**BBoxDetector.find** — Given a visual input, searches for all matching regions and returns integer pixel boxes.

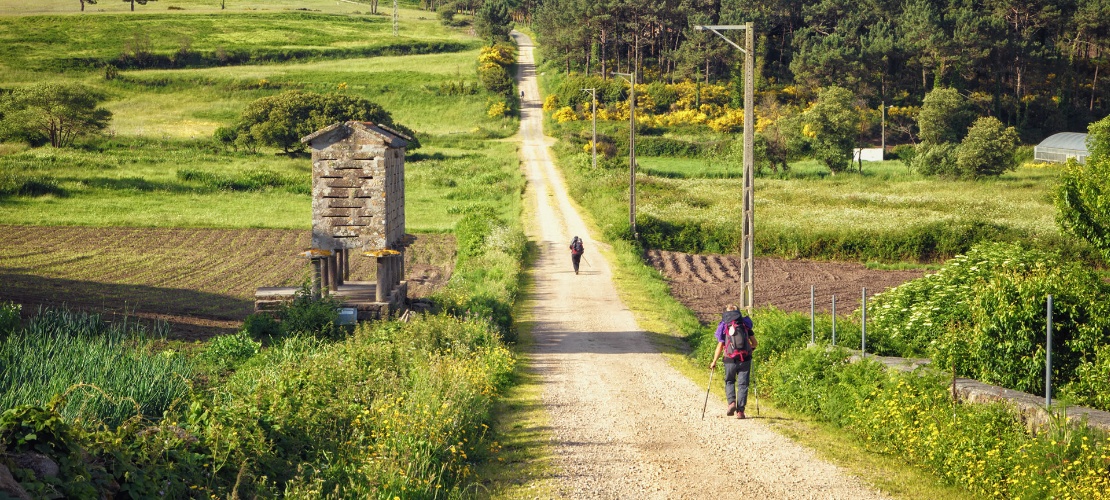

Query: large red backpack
[723,316,753,362]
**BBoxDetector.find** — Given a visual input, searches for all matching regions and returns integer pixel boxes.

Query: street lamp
[582,88,598,170]
[695,23,755,314]
[612,71,637,239]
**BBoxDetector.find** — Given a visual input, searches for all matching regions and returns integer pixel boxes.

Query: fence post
[831,294,837,346]
[810,285,815,344]
[861,287,867,356]
[1046,294,1053,408]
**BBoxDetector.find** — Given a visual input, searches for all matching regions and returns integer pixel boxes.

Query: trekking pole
[582,255,592,269]
[701,368,715,419]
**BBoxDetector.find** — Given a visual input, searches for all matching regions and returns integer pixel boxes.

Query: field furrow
[0,226,455,339]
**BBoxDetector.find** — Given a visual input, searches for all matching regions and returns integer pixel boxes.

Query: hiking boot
[736,410,746,420]
[726,402,736,416]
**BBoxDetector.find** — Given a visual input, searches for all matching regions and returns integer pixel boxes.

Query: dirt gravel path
[514,31,890,499]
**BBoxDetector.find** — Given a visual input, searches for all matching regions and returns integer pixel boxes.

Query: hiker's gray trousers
[724,360,751,411]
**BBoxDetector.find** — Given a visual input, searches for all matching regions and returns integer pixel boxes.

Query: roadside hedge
[867,242,1110,410]
[758,345,1110,499]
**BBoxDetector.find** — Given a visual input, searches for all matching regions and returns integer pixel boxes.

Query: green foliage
[436,205,527,340]
[757,346,1110,498]
[636,136,711,158]
[956,116,1020,177]
[176,167,308,193]
[0,83,112,147]
[0,301,19,336]
[478,62,514,95]
[278,285,342,340]
[1063,344,1110,411]
[478,42,517,97]
[910,141,959,176]
[1055,115,1110,262]
[917,87,974,145]
[200,331,261,370]
[0,307,191,427]
[475,0,512,44]
[241,312,281,340]
[801,86,860,174]
[230,90,418,154]
[867,243,1110,406]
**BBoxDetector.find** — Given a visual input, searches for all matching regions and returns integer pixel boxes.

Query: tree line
[526,0,1109,141]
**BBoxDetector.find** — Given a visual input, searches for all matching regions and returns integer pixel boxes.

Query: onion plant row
[0,306,192,427]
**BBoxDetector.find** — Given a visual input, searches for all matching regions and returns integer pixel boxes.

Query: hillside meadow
[0,1,520,230]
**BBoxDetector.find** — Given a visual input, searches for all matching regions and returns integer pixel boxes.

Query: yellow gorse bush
[542,95,559,112]
[553,106,579,122]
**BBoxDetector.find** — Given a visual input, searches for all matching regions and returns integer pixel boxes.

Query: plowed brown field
[0,226,454,339]
[645,249,927,324]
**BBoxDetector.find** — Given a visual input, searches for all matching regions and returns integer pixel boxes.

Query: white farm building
[1034,132,1089,164]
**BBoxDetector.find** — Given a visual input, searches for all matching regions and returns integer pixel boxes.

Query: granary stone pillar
[376,256,387,302]
[327,254,339,292]
[342,249,350,281]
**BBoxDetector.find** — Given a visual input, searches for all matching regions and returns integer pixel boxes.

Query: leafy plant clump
[758,346,1110,499]
[866,242,1110,409]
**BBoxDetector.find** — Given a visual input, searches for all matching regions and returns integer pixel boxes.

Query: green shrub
[910,141,959,176]
[201,331,261,369]
[241,312,281,340]
[278,286,342,340]
[228,90,419,154]
[957,116,1019,177]
[636,137,706,157]
[0,171,66,197]
[478,63,513,95]
[0,302,20,336]
[1055,115,1110,263]
[917,87,975,145]
[890,143,916,162]
[867,243,1110,405]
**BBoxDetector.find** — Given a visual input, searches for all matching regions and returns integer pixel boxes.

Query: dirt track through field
[646,250,927,325]
[515,31,889,498]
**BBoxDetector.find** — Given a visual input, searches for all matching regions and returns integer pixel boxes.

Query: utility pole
[695,23,755,313]
[392,0,398,36]
[612,71,637,238]
[881,101,886,161]
[583,88,598,170]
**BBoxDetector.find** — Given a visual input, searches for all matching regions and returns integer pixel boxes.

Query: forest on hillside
[518,0,1108,142]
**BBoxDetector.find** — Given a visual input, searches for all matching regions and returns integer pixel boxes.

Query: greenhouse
[1034,132,1089,164]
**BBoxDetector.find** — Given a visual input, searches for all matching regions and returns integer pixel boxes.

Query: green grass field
[635,157,1060,239]
[0,2,520,230]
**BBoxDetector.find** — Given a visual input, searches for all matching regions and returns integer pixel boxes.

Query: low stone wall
[848,352,1110,434]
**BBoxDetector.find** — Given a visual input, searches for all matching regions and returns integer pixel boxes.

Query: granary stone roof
[301,121,410,149]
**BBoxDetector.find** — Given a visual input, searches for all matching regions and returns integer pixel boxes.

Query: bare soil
[0,226,454,340]
[645,250,928,324]
[515,31,889,498]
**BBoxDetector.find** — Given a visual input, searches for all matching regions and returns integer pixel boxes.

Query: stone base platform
[254,281,407,321]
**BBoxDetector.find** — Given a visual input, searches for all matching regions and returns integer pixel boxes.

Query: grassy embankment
[538,68,1109,498]
[0,4,548,497]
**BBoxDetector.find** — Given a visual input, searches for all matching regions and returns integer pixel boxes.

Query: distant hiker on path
[709,304,757,419]
[569,236,584,275]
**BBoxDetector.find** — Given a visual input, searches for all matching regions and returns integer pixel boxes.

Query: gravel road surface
[513,31,890,499]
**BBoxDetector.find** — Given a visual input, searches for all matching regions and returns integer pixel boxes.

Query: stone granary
[255,121,412,320]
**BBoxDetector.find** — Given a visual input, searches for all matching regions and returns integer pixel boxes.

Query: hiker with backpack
[709,304,757,419]
[569,236,584,275]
